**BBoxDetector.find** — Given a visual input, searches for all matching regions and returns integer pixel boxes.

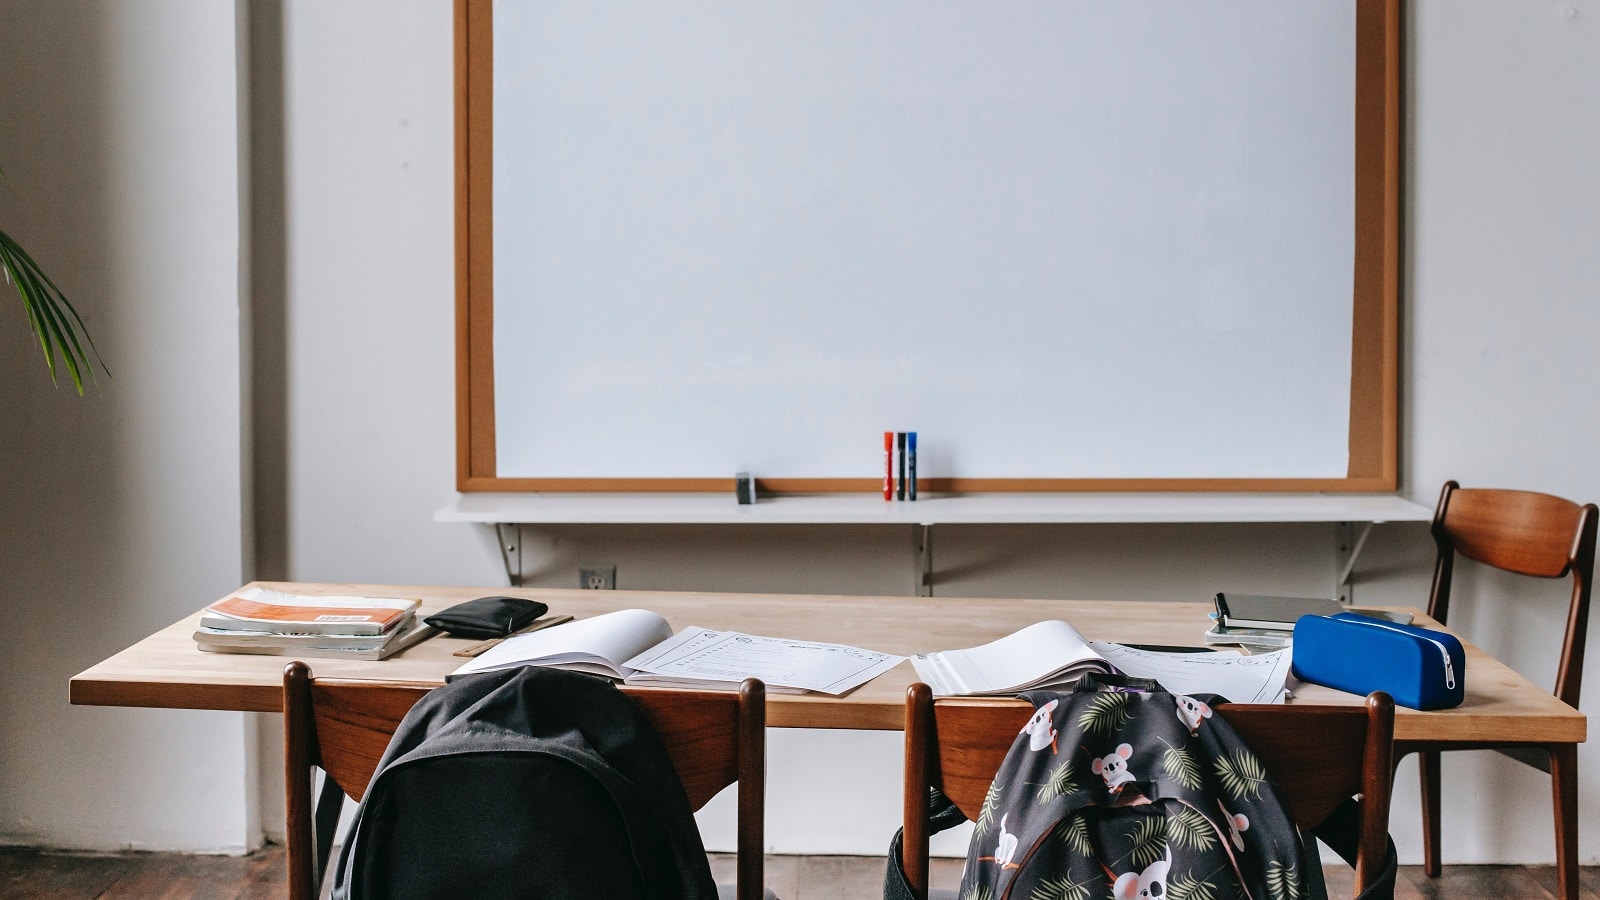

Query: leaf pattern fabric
[957,678,1328,900]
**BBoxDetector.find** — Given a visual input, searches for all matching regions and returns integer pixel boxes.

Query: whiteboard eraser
[735,472,756,505]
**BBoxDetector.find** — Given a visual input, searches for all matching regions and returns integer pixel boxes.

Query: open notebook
[910,620,1293,703]
[452,608,903,696]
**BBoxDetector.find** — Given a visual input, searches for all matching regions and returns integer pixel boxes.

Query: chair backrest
[902,686,1395,900]
[1429,480,1598,706]
[283,663,765,900]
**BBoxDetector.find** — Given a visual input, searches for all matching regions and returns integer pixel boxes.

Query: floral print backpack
[884,676,1396,900]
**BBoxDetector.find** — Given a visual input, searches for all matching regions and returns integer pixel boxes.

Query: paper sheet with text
[624,627,904,695]
[1089,642,1294,704]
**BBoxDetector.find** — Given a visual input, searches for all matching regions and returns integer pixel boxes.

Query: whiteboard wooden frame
[455,0,1402,494]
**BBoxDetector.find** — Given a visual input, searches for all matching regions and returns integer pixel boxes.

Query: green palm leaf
[0,226,106,394]
[1076,692,1134,737]
[975,782,1002,840]
[1029,873,1093,900]
[1039,756,1081,802]
[1266,861,1304,900]
[961,885,994,900]
[1167,872,1220,900]
[1162,746,1202,790]
[1052,812,1093,857]
[1165,806,1216,853]
[1126,815,1166,869]
[1214,750,1269,801]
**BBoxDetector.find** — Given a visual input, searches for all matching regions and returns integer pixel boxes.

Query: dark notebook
[1213,593,1343,631]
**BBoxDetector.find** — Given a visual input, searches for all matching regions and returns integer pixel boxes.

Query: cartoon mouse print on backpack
[1113,846,1172,900]
[1175,694,1212,735]
[926,687,1334,900]
[1021,698,1059,752]
[1219,800,1251,851]
[976,813,1023,870]
[1092,743,1136,794]
[993,815,1020,869]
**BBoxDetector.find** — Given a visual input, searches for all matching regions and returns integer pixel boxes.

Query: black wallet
[424,596,549,640]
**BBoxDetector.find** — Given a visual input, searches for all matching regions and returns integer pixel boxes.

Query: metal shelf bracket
[1334,521,1374,603]
[915,524,934,597]
[496,522,523,587]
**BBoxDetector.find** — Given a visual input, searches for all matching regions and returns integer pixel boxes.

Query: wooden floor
[0,845,1595,899]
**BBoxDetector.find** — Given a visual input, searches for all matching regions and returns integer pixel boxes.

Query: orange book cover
[202,586,420,636]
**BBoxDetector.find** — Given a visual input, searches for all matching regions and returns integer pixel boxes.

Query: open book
[911,620,1293,703]
[452,608,903,696]
[910,621,1115,696]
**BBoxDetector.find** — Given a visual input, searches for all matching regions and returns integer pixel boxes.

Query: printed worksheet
[624,627,904,695]
[1089,642,1294,704]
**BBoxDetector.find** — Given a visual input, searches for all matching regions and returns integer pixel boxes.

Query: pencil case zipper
[1333,615,1457,690]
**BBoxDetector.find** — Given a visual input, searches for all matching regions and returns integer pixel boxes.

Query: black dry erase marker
[896,432,906,500]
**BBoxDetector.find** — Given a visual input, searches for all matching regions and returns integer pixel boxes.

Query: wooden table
[71,582,1587,745]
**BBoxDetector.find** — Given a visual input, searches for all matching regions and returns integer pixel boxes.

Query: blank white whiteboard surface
[491,2,1355,481]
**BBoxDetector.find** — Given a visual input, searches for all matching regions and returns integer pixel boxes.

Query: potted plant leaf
[1,168,106,393]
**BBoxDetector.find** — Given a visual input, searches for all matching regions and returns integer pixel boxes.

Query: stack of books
[193,586,434,660]
[1203,594,1418,648]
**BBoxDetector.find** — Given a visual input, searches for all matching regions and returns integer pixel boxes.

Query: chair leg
[284,662,317,900]
[1550,744,1579,900]
[904,684,934,900]
[1418,750,1442,878]
[737,679,766,900]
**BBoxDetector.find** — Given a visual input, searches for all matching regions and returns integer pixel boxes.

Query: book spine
[198,612,398,636]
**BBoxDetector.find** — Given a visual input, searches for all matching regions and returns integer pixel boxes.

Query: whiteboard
[465,1,1398,490]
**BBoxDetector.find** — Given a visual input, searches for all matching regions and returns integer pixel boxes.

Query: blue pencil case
[1291,612,1465,710]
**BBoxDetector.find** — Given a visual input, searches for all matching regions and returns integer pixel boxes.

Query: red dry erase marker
[883,432,894,500]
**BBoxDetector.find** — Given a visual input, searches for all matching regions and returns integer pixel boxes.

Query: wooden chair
[901,686,1396,900]
[1400,480,1597,900]
[283,662,768,900]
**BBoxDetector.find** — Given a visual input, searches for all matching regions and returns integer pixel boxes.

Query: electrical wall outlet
[579,564,616,590]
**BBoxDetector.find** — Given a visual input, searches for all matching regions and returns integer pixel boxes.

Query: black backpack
[331,667,720,900]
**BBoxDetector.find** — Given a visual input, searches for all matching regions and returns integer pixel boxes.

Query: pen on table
[452,614,575,657]
[908,431,917,501]
[883,431,893,501]
[896,432,907,501]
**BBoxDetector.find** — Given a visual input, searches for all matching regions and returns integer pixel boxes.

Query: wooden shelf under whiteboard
[437,491,1433,599]
[436,491,1432,527]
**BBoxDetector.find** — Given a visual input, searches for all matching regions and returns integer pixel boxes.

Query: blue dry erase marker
[908,432,917,500]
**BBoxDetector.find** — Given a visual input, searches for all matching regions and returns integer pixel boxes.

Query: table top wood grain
[70,582,1585,742]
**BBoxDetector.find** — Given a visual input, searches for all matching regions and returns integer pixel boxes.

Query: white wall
[3,0,1597,866]
[0,3,257,851]
[1401,0,1600,866]
[269,0,1600,864]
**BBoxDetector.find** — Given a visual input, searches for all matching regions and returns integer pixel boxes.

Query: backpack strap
[882,788,965,900]
[312,771,345,891]
[1311,797,1399,900]
[924,787,966,834]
